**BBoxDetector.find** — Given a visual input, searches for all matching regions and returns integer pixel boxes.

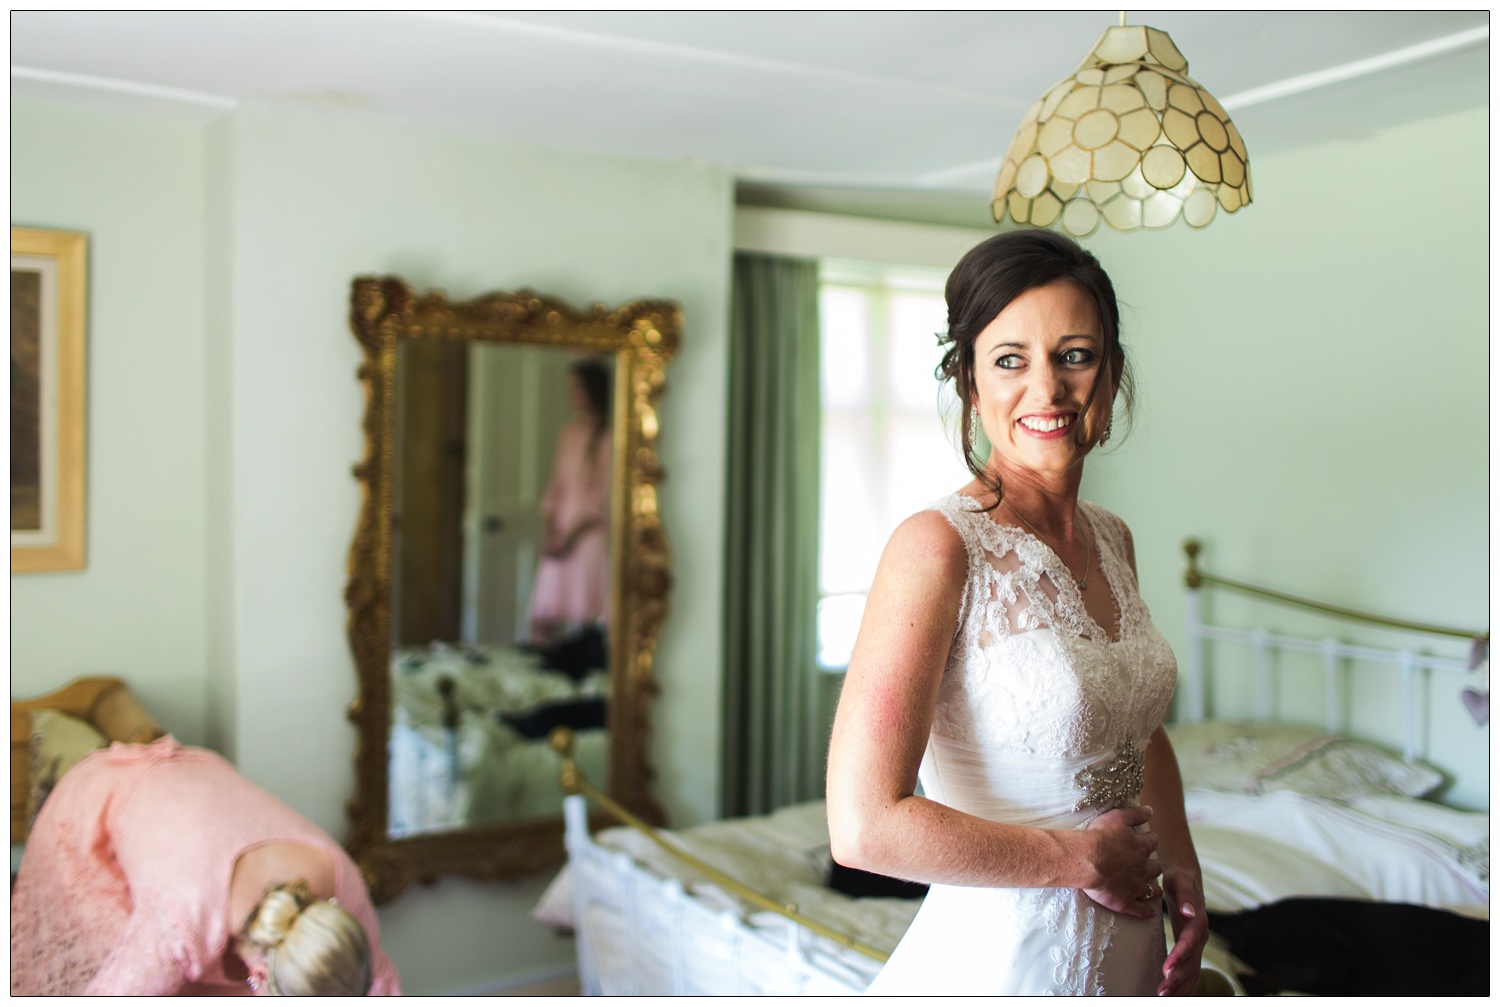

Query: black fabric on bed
[533,625,608,682]
[826,859,929,899]
[1209,897,1488,996]
[498,697,607,739]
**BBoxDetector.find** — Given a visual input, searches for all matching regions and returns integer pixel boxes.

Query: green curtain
[721,251,823,818]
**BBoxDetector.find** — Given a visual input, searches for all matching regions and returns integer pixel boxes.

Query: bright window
[817,262,970,670]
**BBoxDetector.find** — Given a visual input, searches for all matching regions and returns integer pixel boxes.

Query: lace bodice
[928,494,1176,771]
[867,496,1176,996]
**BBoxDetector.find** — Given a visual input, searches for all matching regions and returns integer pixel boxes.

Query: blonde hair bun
[243,881,313,951]
[243,881,373,995]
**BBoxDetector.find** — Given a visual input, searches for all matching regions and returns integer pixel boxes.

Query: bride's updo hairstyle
[242,881,373,996]
[938,228,1134,505]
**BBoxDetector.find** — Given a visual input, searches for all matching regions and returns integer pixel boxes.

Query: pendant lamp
[993,18,1252,236]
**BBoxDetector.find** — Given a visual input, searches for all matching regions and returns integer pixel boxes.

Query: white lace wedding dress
[864,495,1178,996]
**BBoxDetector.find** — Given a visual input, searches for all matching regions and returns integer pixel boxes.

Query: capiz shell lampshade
[993,24,1252,236]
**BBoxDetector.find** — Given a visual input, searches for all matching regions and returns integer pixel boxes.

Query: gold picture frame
[11,227,87,573]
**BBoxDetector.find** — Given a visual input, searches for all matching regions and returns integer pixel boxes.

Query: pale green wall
[203,114,238,757]
[12,95,733,994]
[1079,106,1488,809]
[11,99,213,744]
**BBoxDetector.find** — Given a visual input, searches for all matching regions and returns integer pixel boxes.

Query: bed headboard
[11,676,165,843]
[1178,539,1487,801]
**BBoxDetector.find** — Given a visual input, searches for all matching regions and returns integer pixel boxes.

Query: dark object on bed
[527,625,609,682]
[1209,897,1488,996]
[499,697,607,740]
[539,625,608,681]
[826,859,929,900]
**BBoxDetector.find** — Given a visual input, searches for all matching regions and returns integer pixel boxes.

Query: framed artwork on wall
[11,227,87,573]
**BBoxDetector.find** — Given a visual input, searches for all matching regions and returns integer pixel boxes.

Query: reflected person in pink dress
[529,358,613,646]
[11,737,401,995]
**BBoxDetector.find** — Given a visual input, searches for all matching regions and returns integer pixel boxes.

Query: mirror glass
[344,278,678,902]
[388,343,613,836]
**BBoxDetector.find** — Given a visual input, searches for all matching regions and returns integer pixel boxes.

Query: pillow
[530,866,576,931]
[29,708,108,825]
[1165,720,1443,800]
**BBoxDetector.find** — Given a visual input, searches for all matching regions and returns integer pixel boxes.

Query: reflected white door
[462,346,573,644]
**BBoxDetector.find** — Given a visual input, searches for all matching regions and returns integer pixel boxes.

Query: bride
[825,229,1208,995]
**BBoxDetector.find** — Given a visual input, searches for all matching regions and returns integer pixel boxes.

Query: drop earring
[1098,419,1113,446]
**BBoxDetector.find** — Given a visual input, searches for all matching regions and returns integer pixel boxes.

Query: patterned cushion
[29,709,108,826]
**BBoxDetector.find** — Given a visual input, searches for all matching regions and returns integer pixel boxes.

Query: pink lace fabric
[529,419,612,637]
[10,737,401,995]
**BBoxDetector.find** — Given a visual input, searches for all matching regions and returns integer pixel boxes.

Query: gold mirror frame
[344,276,677,903]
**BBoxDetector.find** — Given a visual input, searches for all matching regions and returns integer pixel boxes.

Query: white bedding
[583,801,917,966]
[540,790,1488,994]
[1188,790,1488,915]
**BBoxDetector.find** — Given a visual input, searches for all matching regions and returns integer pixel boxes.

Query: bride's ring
[1137,884,1155,903]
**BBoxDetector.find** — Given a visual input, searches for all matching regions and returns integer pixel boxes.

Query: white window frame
[816,259,961,673]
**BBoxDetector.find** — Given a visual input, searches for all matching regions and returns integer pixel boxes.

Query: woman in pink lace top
[528,358,614,645]
[10,736,401,995]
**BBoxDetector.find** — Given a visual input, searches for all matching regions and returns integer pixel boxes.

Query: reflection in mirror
[388,344,612,837]
[343,277,678,903]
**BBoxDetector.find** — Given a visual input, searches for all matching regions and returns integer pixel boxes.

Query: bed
[387,638,609,835]
[537,541,1489,995]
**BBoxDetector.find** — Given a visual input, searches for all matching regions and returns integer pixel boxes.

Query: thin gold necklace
[1001,498,1091,592]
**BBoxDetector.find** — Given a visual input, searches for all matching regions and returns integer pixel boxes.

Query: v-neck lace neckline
[950,494,1125,644]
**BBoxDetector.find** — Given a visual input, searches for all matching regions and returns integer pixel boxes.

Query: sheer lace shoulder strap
[929,493,985,548]
[926,494,987,636]
[1079,501,1125,562]
[1079,501,1149,634]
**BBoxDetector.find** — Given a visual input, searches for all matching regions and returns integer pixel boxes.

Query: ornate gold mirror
[344,277,677,902]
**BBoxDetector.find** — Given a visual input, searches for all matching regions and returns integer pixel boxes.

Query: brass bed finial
[549,726,581,796]
[1182,538,1202,589]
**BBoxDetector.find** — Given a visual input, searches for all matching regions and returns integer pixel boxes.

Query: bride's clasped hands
[1079,804,1161,918]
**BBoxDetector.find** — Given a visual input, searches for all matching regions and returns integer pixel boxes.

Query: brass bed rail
[548,726,890,964]
[1183,538,1487,644]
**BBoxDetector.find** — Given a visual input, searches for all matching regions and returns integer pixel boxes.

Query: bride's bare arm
[825,511,1159,912]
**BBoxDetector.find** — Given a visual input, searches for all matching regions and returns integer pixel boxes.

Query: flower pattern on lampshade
[993,25,1252,236]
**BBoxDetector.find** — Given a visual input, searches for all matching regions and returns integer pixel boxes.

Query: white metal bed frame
[1179,538,1484,761]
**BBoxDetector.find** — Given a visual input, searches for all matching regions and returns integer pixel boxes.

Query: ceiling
[11,10,1490,228]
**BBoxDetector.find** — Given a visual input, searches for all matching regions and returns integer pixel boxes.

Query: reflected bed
[388,641,607,836]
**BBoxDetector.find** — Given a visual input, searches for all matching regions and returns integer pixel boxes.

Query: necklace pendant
[1078,578,1088,592]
